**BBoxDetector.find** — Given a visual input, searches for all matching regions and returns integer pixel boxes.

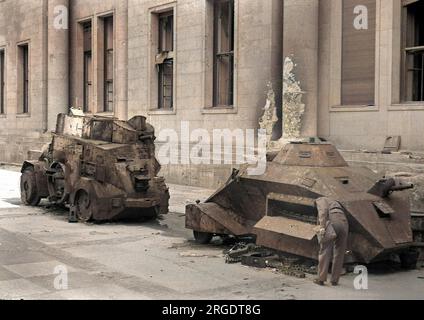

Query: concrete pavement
[0,167,423,300]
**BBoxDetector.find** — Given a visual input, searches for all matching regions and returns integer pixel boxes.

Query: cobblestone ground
[0,167,423,300]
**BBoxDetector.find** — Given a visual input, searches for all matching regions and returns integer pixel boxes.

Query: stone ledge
[340,150,424,165]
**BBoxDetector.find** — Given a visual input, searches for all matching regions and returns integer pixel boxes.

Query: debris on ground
[224,242,318,279]
[224,242,260,264]
[179,251,222,258]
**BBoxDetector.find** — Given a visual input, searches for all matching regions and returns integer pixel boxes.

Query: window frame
[157,11,174,110]
[0,49,5,115]
[328,0,380,113]
[82,20,93,113]
[212,0,235,108]
[147,3,177,115]
[83,51,93,113]
[401,0,424,102]
[103,15,114,113]
[17,42,30,115]
[340,0,377,107]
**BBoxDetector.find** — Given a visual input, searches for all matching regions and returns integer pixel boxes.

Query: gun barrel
[391,184,414,192]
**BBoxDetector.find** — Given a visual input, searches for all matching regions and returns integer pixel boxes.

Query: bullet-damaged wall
[284,0,319,138]
[127,0,283,188]
[48,0,70,131]
[0,0,51,164]
[69,0,128,119]
[2,0,423,189]
[318,0,424,152]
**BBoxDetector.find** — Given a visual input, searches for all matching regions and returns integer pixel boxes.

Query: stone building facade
[0,0,51,164]
[1,0,424,188]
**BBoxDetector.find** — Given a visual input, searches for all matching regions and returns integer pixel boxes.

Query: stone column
[47,0,69,131]
[283,0,319,137]
[115,0,129,120]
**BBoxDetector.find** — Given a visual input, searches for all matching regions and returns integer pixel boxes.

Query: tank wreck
[20,112,169,222]
[186,140,418,267]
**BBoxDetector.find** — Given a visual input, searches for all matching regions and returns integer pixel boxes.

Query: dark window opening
[213,0,235,107]
[403,1,424,102]
[83,22,92,112]
[0,50,4,114]
[157,12,174,110]
[159,13,174,53]
[18,44,29,114]
[158,60,173,110]
[104,16,114,112]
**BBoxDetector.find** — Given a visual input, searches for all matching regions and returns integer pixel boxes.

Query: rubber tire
[159,189,170,216]
[193,231,214,245]
[155,179,170,216]
[20,168,41,206]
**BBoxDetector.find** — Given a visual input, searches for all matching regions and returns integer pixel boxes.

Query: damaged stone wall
[282,56,306,140]
[259,83,278,148]
[0,0,51,164]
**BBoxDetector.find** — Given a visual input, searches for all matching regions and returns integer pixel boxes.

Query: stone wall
[2,0,424,189]
[159,148,424,191]
[0,0,48,163]
[127,0,283,135]
[318,0,424,152]
[69,0,128,119]
[0,0,70,163]
[128,0,283,188]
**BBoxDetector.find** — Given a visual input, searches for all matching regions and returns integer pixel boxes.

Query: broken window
[83,22,92,112]
[403,0,424,102]
[104,16,114,112]
[157,12,174,110]
[18,44,29,114]
[213,0,235,107]
[0,50,4,114]
[341,0,376,106]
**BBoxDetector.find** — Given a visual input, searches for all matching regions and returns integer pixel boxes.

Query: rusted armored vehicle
[186,140,417,265]
[20,112,169,222]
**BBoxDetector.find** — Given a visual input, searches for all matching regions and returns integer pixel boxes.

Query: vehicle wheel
[154,178,170,216]
[75,190,93,222]
[193,231,213,245]
[47,162,68,205]
[158,189,170,216]
[20,167,41,206]
[221,235,237,246]
[399,250,419,270]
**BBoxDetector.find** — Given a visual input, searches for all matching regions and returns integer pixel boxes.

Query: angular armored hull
[186,142,415,264]
[21,112,169,222]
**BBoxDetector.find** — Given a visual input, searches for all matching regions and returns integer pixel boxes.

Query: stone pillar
[283,0,319,137]
[115,0,129,120]
[47,0,69,131]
